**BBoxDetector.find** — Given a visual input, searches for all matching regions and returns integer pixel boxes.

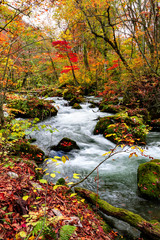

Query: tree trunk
[0,95,4,129]
[75,187,160,240]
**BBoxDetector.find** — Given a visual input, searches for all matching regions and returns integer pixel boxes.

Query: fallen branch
[75,187,160,240]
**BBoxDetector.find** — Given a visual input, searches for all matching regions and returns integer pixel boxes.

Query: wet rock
[50,137,80,152]
[72,103,82,109]
[137,159,160,200]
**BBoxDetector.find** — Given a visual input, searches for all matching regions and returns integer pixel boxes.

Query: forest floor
[0,154,119,240]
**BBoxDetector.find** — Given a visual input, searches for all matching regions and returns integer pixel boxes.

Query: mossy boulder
[12,140,45,163]
[126,108,151,123]
[7,97,58,121]
[69,96,84,106]
[51,137,80,152]
[94,112,150,144]
[63,89,75,100]
[137,159,160,200]
[100,104,124,113]
[72,103,82,109]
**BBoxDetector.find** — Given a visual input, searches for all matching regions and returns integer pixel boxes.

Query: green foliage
[42,225,57,240]
[59,225,76,240]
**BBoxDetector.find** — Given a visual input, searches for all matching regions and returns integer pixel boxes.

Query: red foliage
[61,66,79,73]
[0,156,114,239]
[60,141,72,147]
[107,63,119,70]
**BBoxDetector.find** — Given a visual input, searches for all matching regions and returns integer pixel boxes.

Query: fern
[32,219,44,236]
[59,225,76,240]
[42,225,57,240]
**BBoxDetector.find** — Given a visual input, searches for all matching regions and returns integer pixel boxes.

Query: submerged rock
[50,137,80,152]
[137,159,160,200]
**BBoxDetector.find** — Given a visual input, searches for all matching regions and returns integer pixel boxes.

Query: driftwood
[75,187,160,240]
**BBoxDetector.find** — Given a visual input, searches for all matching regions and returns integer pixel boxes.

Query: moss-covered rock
[94,112,150,145]
[7,97,58,121]
[137,159,160,200]
[100,104,125,113]
[72,103,82,109]
[11,140,45,163]
[51,137,80,152]
[63,89,75,100]
[38,87,62,97]
[69,96,84,106]
[126,108,151,123]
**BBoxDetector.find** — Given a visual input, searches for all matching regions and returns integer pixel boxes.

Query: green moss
[63,89,74,100]
[100,104,124,113]
[12,140,44,163]
[72,103,82,109]
[137,159,160,200]
[7,97,58,121]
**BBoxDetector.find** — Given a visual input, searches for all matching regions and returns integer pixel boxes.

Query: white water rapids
[30,96,160,239]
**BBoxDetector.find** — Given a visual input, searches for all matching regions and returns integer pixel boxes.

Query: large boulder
[94,112,150,145]
[137,159,160,200]
[51,138,80,152]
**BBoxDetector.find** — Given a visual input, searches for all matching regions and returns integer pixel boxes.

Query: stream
[30,96,160,239]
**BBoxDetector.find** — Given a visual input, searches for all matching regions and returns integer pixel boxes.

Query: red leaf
[107,63,119,70]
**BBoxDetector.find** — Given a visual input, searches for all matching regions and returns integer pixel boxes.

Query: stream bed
[30,96,160,239]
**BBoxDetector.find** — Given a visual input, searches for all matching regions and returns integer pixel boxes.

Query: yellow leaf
[19,231,27,238]
[39,179,47,184]
[62,156,66,164]
[134,153,138,157]
[70,193,77,197]
[23,195,29,201]
[54,156,61,159]
[67,182,74,185]
[52,159,58,162]
[53,185,62,190]
[102,151,111,156]
[50,173,56,178]
[73,173,80,179]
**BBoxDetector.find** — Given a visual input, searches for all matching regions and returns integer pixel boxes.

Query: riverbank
[0,154,116,240]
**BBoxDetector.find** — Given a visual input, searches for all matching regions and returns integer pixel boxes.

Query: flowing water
[30,97,160,239]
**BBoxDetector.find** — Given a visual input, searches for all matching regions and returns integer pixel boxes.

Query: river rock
[72,103,82,109]
[137,159,160,200]
[94,112,149,145]
[50,137,80,152]
[100,104,124,113]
